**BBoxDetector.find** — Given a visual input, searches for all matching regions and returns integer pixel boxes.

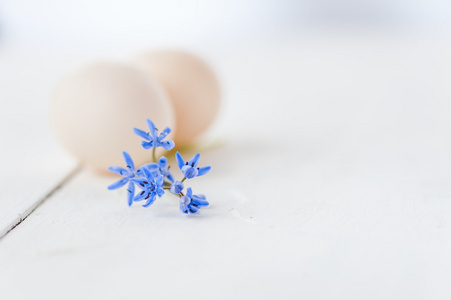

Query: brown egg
[132,50,221,145]
[50,61,175,172]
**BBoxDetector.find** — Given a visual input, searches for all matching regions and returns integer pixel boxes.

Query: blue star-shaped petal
[135,156,174,183]
[132,168,165,207]
[175,152,211,179]
[157,156,174,182]
[136,162,159,178]
[133,119,175,151]
[107,151,136,206]
[179,187,209,214]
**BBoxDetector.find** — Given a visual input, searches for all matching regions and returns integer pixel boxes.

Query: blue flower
[133,119,175,150]
[136,156,174,183]
[107,151,136,206]
[179,187,209,214]
[157,156,174,182]
[170,180,184,194]
[135,162,158,178]
[175,152,211,179]
[132,168,165,207]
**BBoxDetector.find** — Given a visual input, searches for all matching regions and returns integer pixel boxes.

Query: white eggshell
[50,61,175,172]
[132,50,221,145]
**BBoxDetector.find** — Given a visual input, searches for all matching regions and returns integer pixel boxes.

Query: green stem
[163,180,172,187]
[152,147,156,163]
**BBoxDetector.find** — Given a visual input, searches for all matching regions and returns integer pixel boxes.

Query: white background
[1,1,451,299]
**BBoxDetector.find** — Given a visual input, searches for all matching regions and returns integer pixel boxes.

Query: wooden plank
[0,123,451,299]
[1,38,451,299]
[0,49,79,237]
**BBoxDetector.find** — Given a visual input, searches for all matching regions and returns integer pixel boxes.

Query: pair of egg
[50,50,221,172]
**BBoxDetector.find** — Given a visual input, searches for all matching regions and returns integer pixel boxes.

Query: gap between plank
[0,165,81,241]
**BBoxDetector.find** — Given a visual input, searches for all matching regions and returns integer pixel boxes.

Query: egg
[132,50,221,145]
[50,61,175,172]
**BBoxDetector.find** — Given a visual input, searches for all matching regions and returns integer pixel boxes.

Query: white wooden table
[1,36,451,299]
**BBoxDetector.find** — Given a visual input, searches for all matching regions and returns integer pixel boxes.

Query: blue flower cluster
[108,119,210,214]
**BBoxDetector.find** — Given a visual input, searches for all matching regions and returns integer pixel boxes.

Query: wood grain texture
[0,50,78,237]
[1,37,451,299]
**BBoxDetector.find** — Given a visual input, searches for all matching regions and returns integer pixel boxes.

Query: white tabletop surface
[1,35,451,299]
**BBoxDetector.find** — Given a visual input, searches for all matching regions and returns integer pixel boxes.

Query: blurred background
[2,0,451,220]
[2,0,451,198]
[2,0,451,143]
[2,0,451,48]
[2,1,451,298]
[1,0,451,117]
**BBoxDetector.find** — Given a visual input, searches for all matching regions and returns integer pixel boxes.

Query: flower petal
[170,181,184,194]
[189,205,198,214]
[132,178,151,189]
[197,166,211,176]
[122,151,134,171]
[160,140,175,150]
[156,174,164,187]
[158,156,168,169]
[186,187,193,198]
[192,193,206,201]
[108,166,129,176]
[180,195,190,206]
[133,190,148,202]
[144,167,159,180]
[146,119,156,132]
[179,204,189,214]
[141,141,154,149]
[192,195,209,207]
[175,152,185,169]
[156,187,165,197]
[159,127,171,140]
[136,163,158,178]
[142,193,156,207]
[127,181,135,206]
[166,171,175,183]
[108,178,128,190]
[188,153,200,168]
[146,119,157,139]
[133,128,150,140]
[182,166,197,179]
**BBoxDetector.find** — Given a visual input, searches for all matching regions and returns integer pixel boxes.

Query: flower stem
[152,147,156,163]
[181,177,186,183]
